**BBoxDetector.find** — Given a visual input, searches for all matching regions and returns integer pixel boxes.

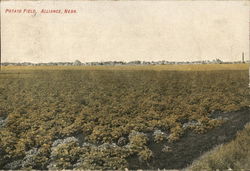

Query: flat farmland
[0,64,249,170]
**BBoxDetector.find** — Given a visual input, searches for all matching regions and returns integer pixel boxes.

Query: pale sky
[1,1,249,63]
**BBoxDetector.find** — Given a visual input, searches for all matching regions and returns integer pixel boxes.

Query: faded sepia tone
[0,1,250,170]
[1,1,249,63]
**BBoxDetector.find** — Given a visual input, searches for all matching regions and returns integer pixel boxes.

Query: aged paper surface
[0,0,250,170]
[1,1,249,63]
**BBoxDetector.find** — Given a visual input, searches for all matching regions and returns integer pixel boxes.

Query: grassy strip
[189,123,250,171]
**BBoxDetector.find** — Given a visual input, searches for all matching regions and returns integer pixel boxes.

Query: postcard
[0,0,249,170]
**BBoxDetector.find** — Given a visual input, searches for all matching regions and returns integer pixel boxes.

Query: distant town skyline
[1,1,249,63]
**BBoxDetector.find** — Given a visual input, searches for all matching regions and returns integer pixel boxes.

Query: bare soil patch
[128,107,250,169]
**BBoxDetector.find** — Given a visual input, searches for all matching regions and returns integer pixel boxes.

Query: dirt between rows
[128,107,250,170]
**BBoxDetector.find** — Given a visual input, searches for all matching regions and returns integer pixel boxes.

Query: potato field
[0,64,249,170]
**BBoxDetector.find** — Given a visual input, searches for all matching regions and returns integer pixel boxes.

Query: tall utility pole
[242,52,245,63]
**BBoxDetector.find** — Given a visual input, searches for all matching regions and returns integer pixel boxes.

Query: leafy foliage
[74,143,130,170]
[153,130,167,143]
[0,66,249,169]
[48,137,82,169]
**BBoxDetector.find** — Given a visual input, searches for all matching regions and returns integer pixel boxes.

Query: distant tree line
[2,59,249,66]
